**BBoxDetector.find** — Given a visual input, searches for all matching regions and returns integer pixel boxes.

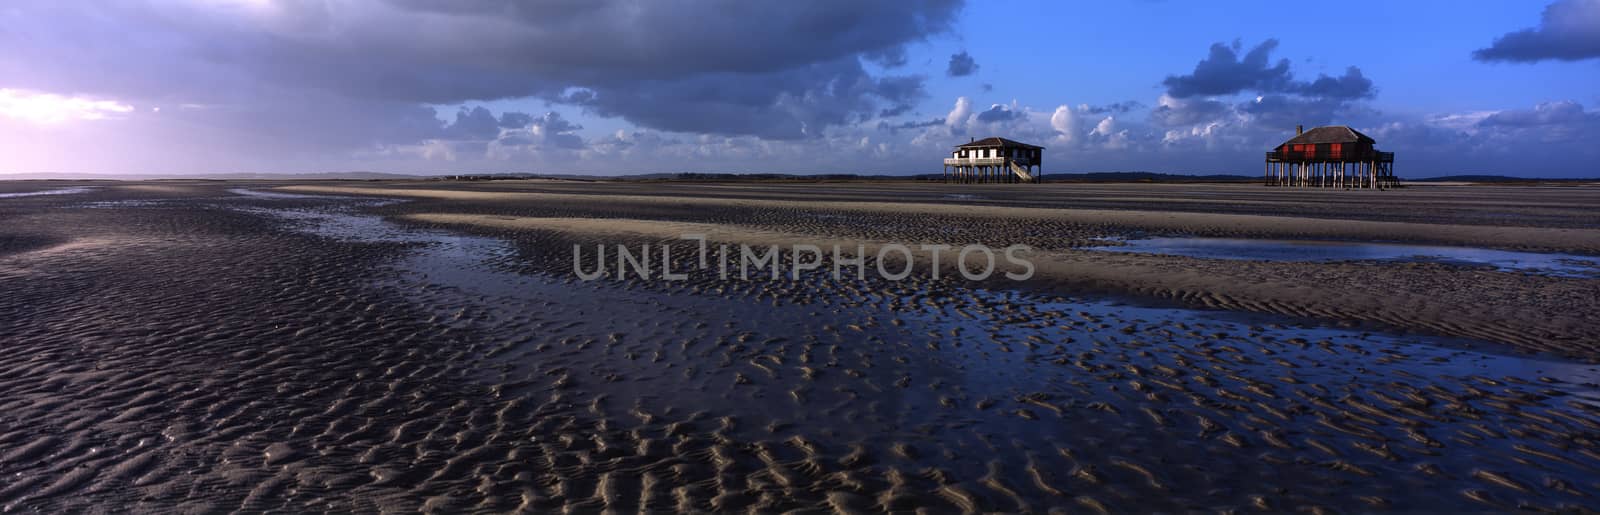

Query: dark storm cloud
[874,76,928,118]
[477,111,586,164]
[1296,67,1375,100]
[384,0,609,20]
[1163,39,1374,101]
[1161,40,1293,98]
[1154,39,1378,135]
[1474,0,1600,62]
[297,0,958,95]
[1083,101,1145,115]
[877,117,946,133]
[523,112,587,150]
[946,51,980,77]
[563,57,926,139]
[444,107,503,140]
[497,112,534,129]
[864,47,910,68]
[0,0,961,143]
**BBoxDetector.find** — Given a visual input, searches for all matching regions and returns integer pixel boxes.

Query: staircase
[1009,160,1036,182]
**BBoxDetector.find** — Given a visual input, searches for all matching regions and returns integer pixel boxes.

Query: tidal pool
[1088,236,1600,277]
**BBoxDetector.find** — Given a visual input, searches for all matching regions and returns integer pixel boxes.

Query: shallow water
[226,188,352,200]
[221,188,1600,511]
[0,187,94,199]
[233,186,1600,406]
[1088,236,1600,277]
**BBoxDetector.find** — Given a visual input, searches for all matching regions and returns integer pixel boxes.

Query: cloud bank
[1474,0,1600,62]
[0,2,1595,177]
[0,0,959,172]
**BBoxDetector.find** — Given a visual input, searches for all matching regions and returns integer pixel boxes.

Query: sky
[2,0,1598,178]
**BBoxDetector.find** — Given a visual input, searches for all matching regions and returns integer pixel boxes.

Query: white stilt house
[943,137,1044,184]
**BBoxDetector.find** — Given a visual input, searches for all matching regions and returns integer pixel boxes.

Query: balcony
[1266,151,1395,163]
[944,157,1030,166]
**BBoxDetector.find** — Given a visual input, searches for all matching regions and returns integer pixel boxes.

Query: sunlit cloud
[1427,111,1497,131]
[0,89,134,125]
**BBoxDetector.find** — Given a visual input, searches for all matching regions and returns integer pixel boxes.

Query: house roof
[955,137,1045,150]
[1280,126,1375,146]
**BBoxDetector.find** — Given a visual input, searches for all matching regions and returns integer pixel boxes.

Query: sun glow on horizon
[0,89,135,125]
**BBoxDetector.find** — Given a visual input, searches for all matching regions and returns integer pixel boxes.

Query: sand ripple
[0,183,1596,512]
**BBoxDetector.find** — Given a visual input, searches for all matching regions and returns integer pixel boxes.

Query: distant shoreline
[2,171,1597,185]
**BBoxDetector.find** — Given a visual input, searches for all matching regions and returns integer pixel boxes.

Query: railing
[944,157,1033,166]
[1266,151,1394,162]
[944,157,1007,166]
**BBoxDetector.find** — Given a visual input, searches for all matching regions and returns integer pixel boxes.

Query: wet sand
[2,180,1599,512]
[293,181,1600,355]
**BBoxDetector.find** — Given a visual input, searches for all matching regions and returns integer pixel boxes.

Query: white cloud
[1091,116,1116,137]
[1105,130,1131,150]
[1049,105,1076,143]
[944,96,973,128]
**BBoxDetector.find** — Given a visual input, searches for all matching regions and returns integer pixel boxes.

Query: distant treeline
[407,172,1600,184]
[1410,175,1600,184]
[5,171,1595,183]
[634,171,1264,183]
[428,171,1268,183]
[649,172,906,181]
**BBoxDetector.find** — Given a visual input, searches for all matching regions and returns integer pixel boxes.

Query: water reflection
[1088,237,1600,277]
[0,187,94,199]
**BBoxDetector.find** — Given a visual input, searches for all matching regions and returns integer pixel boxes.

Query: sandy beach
[3,180,1599,512]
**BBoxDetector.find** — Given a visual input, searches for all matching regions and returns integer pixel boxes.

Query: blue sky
[941,2,1596,112]
[2,0,1597,177]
